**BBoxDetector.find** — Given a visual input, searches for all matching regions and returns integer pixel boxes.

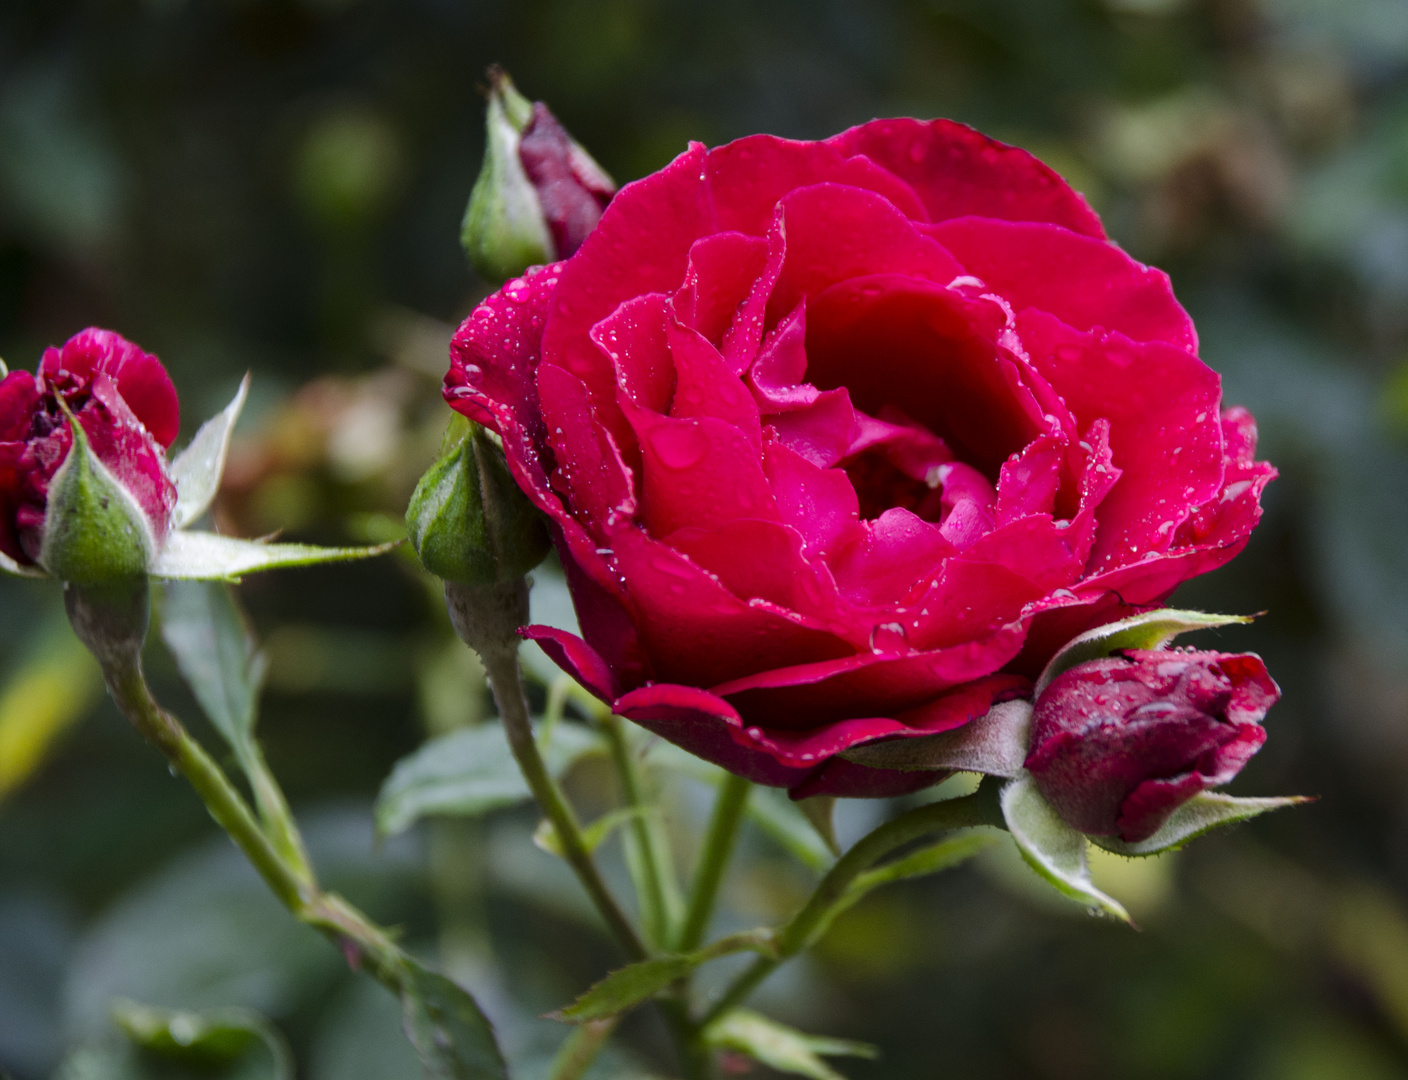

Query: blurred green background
[5,0,1408,1077]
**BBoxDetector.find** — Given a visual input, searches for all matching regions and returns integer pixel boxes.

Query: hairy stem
[446,579,647,962]
[700,781,1004,1027]
[678,773,751,953]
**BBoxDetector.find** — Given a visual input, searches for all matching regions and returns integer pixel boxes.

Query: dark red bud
[1024,649,1278,842]
[517,103,615,259]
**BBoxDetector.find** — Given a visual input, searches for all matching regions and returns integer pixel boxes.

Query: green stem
[106,661,311,911]
[242,740,314,885]
[101,655,408,986]
[678,773,751,953]
[700,782,1004,1028]
[548,1016,621,1080]
[603,713,676,949]
[478,643,648,961]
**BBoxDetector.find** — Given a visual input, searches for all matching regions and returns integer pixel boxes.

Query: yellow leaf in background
[0,625,102,798]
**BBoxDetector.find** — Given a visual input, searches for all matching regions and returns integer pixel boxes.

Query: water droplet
[869,622,909,654]
[650,424,708,469]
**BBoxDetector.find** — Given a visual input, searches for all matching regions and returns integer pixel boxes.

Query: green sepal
[170,374,249,529]
[841,699,1033,776]
[39,410,154,585]
[1091,791,1312,857]
[405,416,550,585]
[149,531,398,581]
[1000,772,1132,924]
[1034,608,1252,698]
[461,67,555,283]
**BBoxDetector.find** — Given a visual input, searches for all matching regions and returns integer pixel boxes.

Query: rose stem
[547,1016,621,1080]
[699,780,1005,1028]
[91,637,407,987]
[602,712,677,948]
[677,773,751,953]
[448,579,647,961]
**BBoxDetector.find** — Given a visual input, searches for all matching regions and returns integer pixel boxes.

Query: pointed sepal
[1091,792,1312,857]
[170,375,249,529]
[150,530,398,581]
[1000,772,1132,924]
[841,700,1033,777]
[1034,608,1253,698]
[461,68,555,283]
[39,410,155,585]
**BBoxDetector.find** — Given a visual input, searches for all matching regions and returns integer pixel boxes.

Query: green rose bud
[460,66,615,284]
[406,415,551,585]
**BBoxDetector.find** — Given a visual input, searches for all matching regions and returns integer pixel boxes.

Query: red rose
[443,118,1274,798]
[1025,649,1277,842]
[0,328,179,568]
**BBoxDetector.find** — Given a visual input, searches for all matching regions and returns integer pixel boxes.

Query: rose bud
[461,67,614,284]
[406,415,550,586]
[0,328,179,581]
[1024,649,1278,842]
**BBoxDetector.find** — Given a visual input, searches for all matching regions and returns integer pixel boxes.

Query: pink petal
[664,518,847,631]
[1019,311,1225,572]
[522,624,619,702]
[537,363,637,539]
[766,184,963,324]
[593,292,676,417]
[828,507,954,607]
[747,302,816,412]
[807,274,1045,479]
[761,439,859,559]
[768,388,857,469]
[666,319,762,447]
[929,217,1196,352]
[610,526,852,688]
[624,405,776,537]
[671,231,771,347]
[704,134,928,236]
[827,118,1106,238]
[712,622,1029,728]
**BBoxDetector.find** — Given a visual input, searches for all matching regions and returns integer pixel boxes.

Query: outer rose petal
[827,117,1106,238]
[41,328,179,447]
[929,217,1196,352]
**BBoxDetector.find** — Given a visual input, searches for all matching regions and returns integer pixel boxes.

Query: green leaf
[170,376,249,529]
[702,1010,877,1080]
[1034,608,1252,698]
[1091,792,1312,857]
[150,531,399,581]
[533,805,651,857]
[111,997,293,1079]
[375,720,601,836]
[841,700,1033,777]
[400,957,509,1080]
[1000,773,1132,924]
[157,581,266,764]
[40,411,154,584]
[552,930,777,1023]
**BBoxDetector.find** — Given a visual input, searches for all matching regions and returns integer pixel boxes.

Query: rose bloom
[0,328,179,569]
[1025,649,1277,842]
[445,119,1274,797]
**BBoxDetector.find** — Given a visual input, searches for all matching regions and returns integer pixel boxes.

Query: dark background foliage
[5,0,1408,1077]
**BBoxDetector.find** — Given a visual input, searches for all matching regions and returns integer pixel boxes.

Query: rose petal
[522,624,619,702]
[666,319,762,447]
[929,217,1196,352]
[761,439,859,559]
[828,117,1106,238]
[610,526,852,687]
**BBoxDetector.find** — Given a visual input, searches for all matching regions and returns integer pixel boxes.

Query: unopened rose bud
[1024,649,1277,843]
[406,416,550,586]
[0,328,179,581]
[460,67,614,283]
